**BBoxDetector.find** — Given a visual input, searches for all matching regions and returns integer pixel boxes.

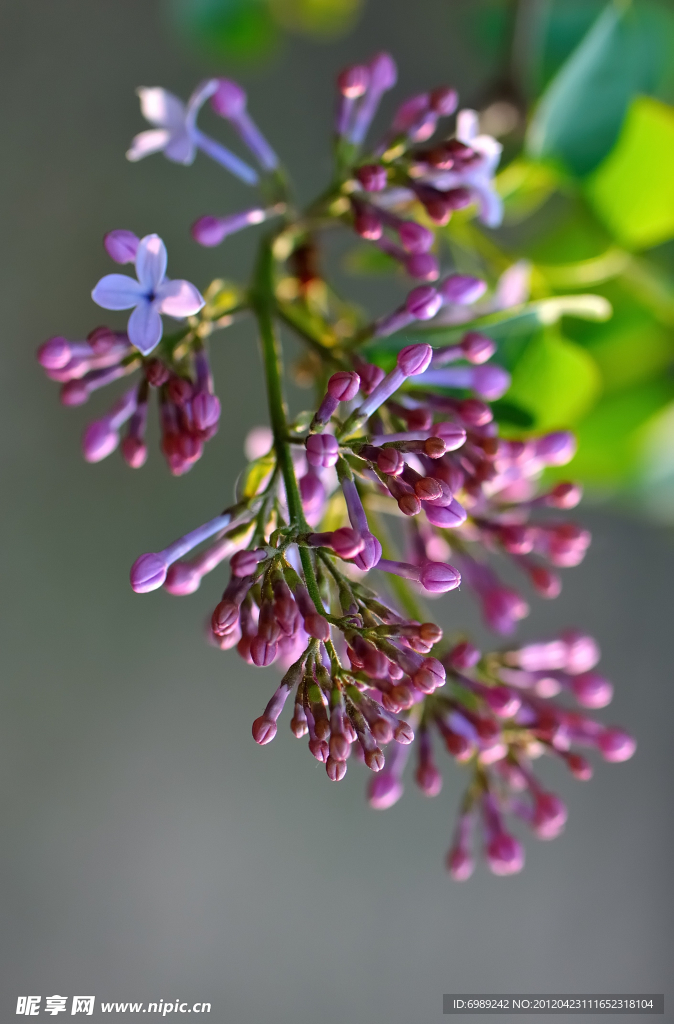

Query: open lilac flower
[91,234,204,355]
[126,82,258,185]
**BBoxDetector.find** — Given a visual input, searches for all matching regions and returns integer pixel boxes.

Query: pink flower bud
[404,252,439,280]
[337,65,370,98]
[192,393,221,432]
[164,562,202,596]
[130,552,168,593]
[306,433,339,468]
[536,431,577,466]
[231,549,266,577]
[532,793,567,839]
[355,164,387,191]
[104,229,139,264]
[252,717,277,744]
[487,833,525,876]
[447,846,474,881]
[598,728,636,762]
[571,672,613,709]
[460,331,496,363]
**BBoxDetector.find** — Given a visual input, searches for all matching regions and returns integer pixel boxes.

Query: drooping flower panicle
[37,53,635,880]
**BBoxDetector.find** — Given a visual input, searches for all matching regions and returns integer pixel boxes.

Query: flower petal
[127,301,163,355]
[136,234,168,292]
[456,108,479,144]
[126,129,170,162]
[163,129,196,166]
[185,79,219,131]
[156,279,205,319]
[91,274,144,310]
[137,87,185,128]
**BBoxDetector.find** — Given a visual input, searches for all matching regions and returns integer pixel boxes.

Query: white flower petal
[127,301,163,355]
[91,274,145,310]
[136,235,168,292]
[456,109,479,144]
[126,129,171,162]
[156,279,205,319]
[163,129,197,165]
[137,87,185,128]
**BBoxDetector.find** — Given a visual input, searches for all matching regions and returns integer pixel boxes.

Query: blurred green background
[0,1,672,1020]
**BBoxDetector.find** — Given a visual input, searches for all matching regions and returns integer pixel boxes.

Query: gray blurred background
[0,1,671,1021]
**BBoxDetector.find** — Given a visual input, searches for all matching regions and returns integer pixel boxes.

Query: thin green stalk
[251,234,326,616]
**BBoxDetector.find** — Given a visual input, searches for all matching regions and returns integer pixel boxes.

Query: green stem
[251,234,326,616]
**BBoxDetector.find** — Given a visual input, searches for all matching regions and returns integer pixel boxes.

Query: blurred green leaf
[506,328,602,431]
[168,0,277,60]
[362,295,613,359]
[585,96,674,249]
[497,158,561,224]
[582,316,671,393]
[269,0,361,36]
[236,452,275,499]
[526,2,665,176]
[344,245,399,276]
[564,379,674,483]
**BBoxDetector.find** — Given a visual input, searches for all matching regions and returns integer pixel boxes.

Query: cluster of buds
[38,52,635,879]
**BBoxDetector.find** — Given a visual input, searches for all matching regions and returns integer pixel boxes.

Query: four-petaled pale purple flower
[126,83,215,165]
[91,234,204,356]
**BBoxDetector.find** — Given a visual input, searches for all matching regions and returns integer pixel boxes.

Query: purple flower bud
[447,642,481,670]
[532,793,567,839]
[231,548,267,577]
[38,336,72,370]
[191,208,266,247]
[354,359,385,395]
[438,274,487,305]
[210,78,278,171]
[104,229,139,264]
[404,252,439,280]
[306,432,339,468]
[368,772,404,809]
[337,65,370,98]
[377,448,405,475]
[447,846,474,881]
[353,201,383,240]
[562,630,600,674]
[535,431,577,466]
[192,392,221,431]
[349,52,397,147]
[430,86,458,116]
[355,164,388,191]
[398,221,434,254]
[486,832,525,876]
[328,370,360,402]
[392,93,429,133]
[461,331,496,363]
[423,498,467,529]
[405,287,442,321]
[419,561,461,593]
[211,78,247,118]
[130,553,168,594]
[353,532,382,571]
[571,672,613,709]
[397,342,434,375]
[308,528,364,560]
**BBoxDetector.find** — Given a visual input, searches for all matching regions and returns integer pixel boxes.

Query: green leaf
[585,96,674,249]
[526,2,663,176]
[562,379,674,484]
[506,328,602,431]
[236,452,276,500]
[361,295,613,360]
[167,0,277,61]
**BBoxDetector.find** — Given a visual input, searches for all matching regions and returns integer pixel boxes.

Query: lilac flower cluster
[38,54,635,878]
